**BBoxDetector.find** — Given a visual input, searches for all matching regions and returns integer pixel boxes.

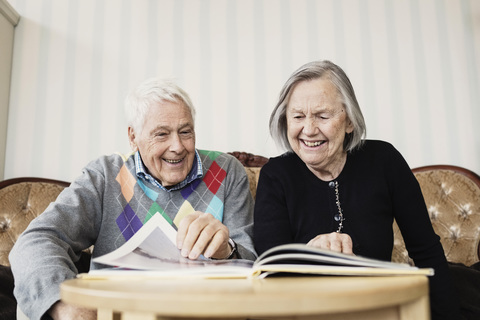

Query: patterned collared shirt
[134,150,203,192]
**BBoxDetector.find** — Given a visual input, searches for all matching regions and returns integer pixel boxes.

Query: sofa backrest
[228,151,268,200]
[392,165,480,266]
[0,178,69,266]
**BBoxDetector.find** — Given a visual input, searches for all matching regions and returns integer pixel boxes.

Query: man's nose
[169,134,185,152]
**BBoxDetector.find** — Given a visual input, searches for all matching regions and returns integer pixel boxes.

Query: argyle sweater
[10,150,256,320]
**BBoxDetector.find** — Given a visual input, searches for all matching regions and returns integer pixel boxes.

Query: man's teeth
[165,159,182,164]
[304,141,322,147]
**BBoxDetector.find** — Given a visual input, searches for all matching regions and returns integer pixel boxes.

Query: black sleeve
[385,144,461,320]
[253,161,293,255]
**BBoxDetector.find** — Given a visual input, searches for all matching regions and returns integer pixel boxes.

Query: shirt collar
[134,150,203,192]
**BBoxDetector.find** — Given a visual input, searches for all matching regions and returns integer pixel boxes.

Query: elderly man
[10,78,256,320]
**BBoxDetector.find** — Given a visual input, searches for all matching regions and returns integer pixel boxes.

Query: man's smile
[163,157,184,164]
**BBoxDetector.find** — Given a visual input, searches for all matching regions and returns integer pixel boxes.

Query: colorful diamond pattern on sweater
[116,164,137,202]
[116,204,143,241]
[206,195,224,221]
[145,202,173,226]
[180,178,201,199]
[137,179,159,202]
[115,151,230,242]
[203,161,226,195]
[199,149,222,161]
[173,200,195,227]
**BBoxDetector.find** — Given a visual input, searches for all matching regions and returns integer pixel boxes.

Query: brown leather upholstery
[229,152,480,266]
[228,152,268,200]
[392,165,480,266]
[0,178,69,266]
[228,151,269,168]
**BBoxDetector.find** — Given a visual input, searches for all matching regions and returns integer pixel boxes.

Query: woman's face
[286,78,353,177]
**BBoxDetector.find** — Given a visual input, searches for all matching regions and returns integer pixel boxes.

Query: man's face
[129,101,196,187]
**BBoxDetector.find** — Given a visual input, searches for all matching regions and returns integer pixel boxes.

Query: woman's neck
[307,152,348,181]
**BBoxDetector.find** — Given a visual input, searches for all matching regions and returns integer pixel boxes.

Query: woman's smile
[302,140,326,148]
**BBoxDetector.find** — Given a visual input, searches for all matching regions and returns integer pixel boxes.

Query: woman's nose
[302,117,318,135]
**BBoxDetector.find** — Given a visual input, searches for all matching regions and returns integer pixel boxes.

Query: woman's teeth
[304,141,322,147]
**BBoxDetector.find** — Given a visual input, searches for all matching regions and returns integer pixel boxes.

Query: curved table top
[61,275,429,318]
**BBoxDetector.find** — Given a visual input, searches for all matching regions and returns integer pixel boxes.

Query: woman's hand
[176,211,231,260]
[307,232,354,254]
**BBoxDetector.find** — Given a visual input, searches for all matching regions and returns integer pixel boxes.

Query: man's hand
[176,211,231,260]
[48,301,96,320]
[307,232,354,254]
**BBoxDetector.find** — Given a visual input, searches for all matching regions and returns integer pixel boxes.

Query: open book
[82,213,433,279]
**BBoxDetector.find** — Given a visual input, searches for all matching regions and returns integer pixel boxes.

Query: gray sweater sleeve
[9,164,104,320]
[221,154,257,261]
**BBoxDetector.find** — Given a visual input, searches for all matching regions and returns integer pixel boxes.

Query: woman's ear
[346,118,354,134]
[128,127,138,151]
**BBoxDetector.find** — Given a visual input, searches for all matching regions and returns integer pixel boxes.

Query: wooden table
[61,275,430,320]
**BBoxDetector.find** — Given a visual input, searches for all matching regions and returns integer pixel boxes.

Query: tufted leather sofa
[0,178,70,267]
[392,165,480,266]
[1,157,479,268]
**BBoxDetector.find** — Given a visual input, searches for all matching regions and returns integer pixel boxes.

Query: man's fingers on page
[178,217,202,257]
[177,211,209,250]
[204,230,229,259]
[176,212,201,249]
[179,212,215,258]
[188,224,217,259]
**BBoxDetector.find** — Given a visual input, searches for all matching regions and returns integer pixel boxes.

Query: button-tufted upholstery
[392,165,480,266]
[229,151,269,200]
[0,178,69,266]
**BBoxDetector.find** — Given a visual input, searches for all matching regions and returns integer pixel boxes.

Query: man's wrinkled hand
[176,211,231,259]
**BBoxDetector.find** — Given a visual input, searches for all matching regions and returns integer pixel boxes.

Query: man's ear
[128,126,138,151]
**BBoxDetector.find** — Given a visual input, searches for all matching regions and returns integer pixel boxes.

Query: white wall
[4,0,480,182]
[0,0,19,180]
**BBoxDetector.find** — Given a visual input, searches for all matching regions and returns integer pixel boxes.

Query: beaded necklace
[329,180,345,233]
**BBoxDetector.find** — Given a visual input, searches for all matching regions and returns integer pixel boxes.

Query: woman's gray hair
[125,78,196,134]
[269,60,366,153]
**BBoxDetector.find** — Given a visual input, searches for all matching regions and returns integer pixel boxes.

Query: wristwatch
[225,238,237,259]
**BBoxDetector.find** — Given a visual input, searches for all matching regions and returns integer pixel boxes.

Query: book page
[90,216,431,279]
[93,213,188,269]
[252,264,434,278]
[92,213,254,273]
[254,244,433,274]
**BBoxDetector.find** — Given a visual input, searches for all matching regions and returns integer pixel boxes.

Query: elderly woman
[10,78,256,320]
[254,60,460,319]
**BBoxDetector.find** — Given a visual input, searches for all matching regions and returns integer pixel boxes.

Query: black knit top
[254,140,459,319]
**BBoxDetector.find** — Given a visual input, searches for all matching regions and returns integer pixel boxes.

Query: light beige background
[0,0,19,180]
[3,0,480,182]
